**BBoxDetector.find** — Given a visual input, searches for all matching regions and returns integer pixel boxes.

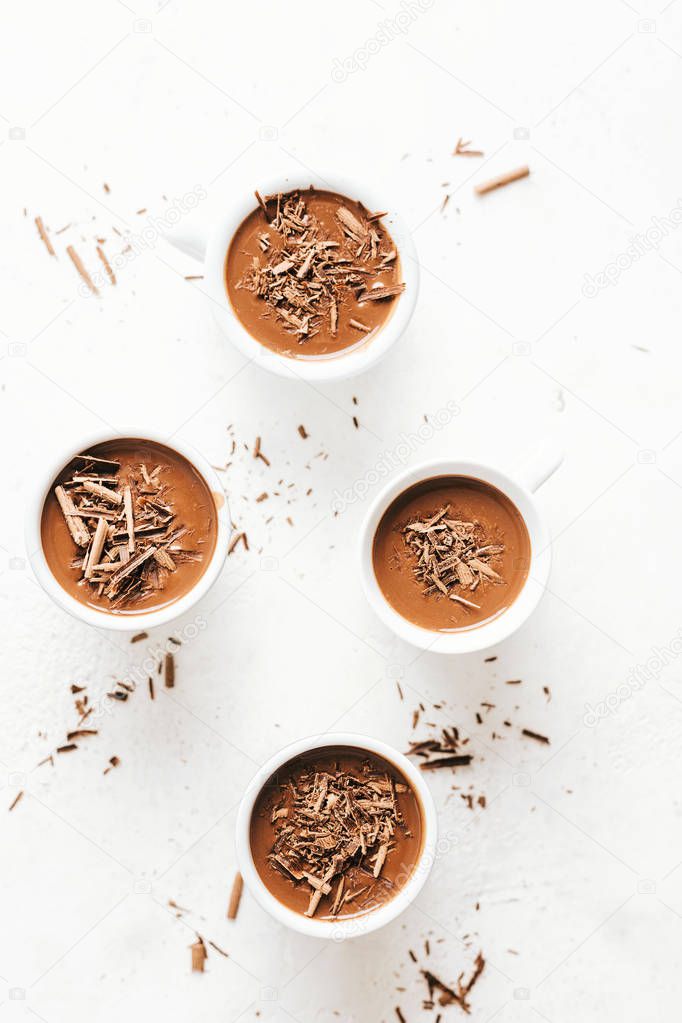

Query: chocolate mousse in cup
[164,173,419,382]
[360,446,563,654]
[236,733,437,938]
[27,431,230,631]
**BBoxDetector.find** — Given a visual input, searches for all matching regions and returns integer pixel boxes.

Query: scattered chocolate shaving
[103,755,120,775]
[521,728,550,745]
[131,632,148,644]
[475,166,529,196]
[253,436,271,466]
[71,683,86,693]
[57,743,77,753]
[191,935,207,972]
[35,216,56,257]
[420,755,473,771]
[395,1009,407,1023]
[453,137,484,157]
[422,951,485,1012]
[207,940,229,958]
[227,871,243,920]
[227,531,248,555]
[9,791,23,811]
[506,679,522,685]
[66,245,99,294]
[484,656,497,663]
[164,652,175,689]
[96,245,116,285]
[66,729,98,741]
[148,677,155,700]
[298,424,309,439]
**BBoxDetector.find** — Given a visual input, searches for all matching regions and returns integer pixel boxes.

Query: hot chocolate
[372,476,531,631]
[40,438,218,615]
[226,188,404,358]
[249,746,423,920]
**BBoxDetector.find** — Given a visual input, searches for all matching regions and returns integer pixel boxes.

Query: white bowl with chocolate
[236,733,437,939]
[166,174,419,381]
[27,431,230,631]
[360,447,563,654]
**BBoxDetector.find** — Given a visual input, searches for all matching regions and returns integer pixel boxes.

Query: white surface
[1,2,681,1021]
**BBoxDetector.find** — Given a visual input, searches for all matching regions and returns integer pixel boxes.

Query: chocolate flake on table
[103,755,120,774]
[298,424,309,439]
[475,165,529,196]
[236,190,405,344]
[191,934,208,972]
[422,951,485,1012]
[52,452,204,611]
[406,727,473,772]
[131,631,148,644]
[164,652,175,689]
[453,137,484,157]
[35,216,56,257]
[521,728,550,745]
[8,791,24,812]
[402,506,505,611]
[227,871,243,920]
[264,758,411,918]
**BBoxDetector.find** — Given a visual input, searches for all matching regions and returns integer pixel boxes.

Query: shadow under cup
[372,475,532,633]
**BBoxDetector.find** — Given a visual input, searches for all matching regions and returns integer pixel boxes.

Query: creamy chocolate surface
[373,476,531,631]
[41,438,218,615]
[226,188,403,358]
[249,746,423,920]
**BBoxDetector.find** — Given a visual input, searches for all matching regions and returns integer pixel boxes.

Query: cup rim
[235,731,438,939]
[202,171,420,382]
[25,428,230,632]
[359,458,552,654]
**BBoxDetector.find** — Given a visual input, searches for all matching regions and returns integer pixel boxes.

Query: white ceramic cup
[359,444,563,654]
[235,732,437,940]
[26,429,230,632]
[165,172,419,382]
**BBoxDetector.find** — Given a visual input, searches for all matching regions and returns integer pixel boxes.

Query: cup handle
[513,441,563,493]
[162,222,208,262]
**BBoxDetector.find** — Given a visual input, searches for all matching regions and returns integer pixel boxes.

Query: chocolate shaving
[66,245,99,295]
[227,871,243,919]
[164,652,175,689]
[402,506,504,612]
[475,165,529,196]
[9,791,23,811]
[35,216,56,257]
[453,137,484,157]
[521,728,550,745]
[52,453,202,610]
[422,951,485,1012]
[96,245,116,285]
[131,632,148,644]
[236,190,404,346]
[298,424,309,439]
[263,758,410,918]
[191,935,207,972]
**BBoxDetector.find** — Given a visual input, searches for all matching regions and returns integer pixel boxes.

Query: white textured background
[1,1,681,1020]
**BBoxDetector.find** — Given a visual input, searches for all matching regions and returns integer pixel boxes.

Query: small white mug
[164,172,420,383]
[359,444,563,654]
[235,732,437,940]
[26,429,230,632]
